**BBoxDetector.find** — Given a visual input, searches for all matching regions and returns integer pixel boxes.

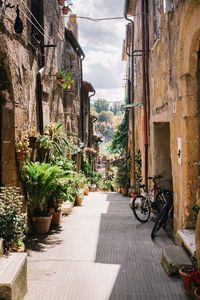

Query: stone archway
[177,0,200,228]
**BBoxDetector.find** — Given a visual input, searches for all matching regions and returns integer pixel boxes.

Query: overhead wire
[20,8,55,45]
[21,0,57,45]
[2,11,52,65]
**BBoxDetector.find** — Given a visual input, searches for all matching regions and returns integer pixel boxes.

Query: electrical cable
[20,9,55,45]
[74,14,144,21]
[76,16,124,21]
[3,12,52,65]
[21,0,55,45]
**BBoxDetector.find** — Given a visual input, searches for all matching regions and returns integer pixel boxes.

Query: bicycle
[151,191,173,239]
[132,175,167,223]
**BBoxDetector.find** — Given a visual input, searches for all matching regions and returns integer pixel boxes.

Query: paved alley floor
[24,192,188,300]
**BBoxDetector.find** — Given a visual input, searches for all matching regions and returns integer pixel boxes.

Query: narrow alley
[24,192,187,300]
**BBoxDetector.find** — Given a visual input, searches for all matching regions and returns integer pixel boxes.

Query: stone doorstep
[161,245,193,276]
[0,239,3,259]
[0,253,27,300]
[176,229,195,257]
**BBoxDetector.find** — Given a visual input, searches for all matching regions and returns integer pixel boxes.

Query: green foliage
[98,111,114,123]
[56,69,74,89]
[109,107,128,154]
[110,102,123,115]
[103,180,112,191]
[91,171,103,188]
[82,159,92,182]
[21,162,68,216]
[36,123,79,162]
[0,187,26,251]
[94,99,109,113]
[114,154,130,188]
[192,202,199,221]
[134,149,142,192]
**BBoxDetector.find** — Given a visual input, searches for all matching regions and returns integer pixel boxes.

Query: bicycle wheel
[151,203,168,239]
[132,195,151,223]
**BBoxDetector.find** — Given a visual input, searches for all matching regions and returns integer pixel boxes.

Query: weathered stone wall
[0,0,82,186]
[128,0,200,231]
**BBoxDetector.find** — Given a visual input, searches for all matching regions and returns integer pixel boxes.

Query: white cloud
[70,0,126,102]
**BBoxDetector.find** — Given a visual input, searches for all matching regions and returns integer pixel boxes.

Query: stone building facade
[124,0,200,232]
[0,1,84,186]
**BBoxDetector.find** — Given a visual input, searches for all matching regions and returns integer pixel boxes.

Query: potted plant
[132,149,142,195]
[75,192,84,206]
[103,180,112,192]
[16,134,30,162]
[56,69,74,89]
[62,5,72,15]
[21,162,66,234]
[0,187,26,252]
[58,0,65,5]
[179,266,197,295]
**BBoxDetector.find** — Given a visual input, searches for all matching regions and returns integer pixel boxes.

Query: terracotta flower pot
[16,151,27,162]
[95,188,99,192]
[84,188,89,195]
[52,211,62,226]
[62,6,70,15]
[121,188,128,196]
[75,198,83,206]
[194,287,200,299]
[49,207,55,214]
[179,267,193,295]
[131,193,137,198]
[32,215,52,234]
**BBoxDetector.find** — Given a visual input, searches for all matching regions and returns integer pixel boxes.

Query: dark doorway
[153,122,173,191]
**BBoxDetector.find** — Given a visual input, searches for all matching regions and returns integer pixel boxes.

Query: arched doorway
[0,58,17,186]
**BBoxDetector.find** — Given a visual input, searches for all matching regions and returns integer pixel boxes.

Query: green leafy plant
[56,69,74,89]
[133,149,142,193]
[36,123,79,162]
[21,162,68,216]
[0,187,26,251]
[103,180,112,191]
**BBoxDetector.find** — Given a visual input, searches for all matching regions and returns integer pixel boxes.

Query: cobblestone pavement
[24,192,188,300]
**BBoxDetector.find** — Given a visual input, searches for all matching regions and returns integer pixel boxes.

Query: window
[31,0,44,46]
[163,0,173,14]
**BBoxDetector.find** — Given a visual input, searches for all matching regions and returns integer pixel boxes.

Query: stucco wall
[127,0,200,231]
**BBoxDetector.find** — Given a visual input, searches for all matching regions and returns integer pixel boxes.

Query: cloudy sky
[70,0,126,102]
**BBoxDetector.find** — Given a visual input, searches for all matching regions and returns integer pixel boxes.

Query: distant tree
[94,99,109,113]
[98,111,114,123]
[109,97,128,153]
[110,102,123,115]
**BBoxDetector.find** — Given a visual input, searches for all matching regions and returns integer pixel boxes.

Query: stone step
[161,245,193,275]
[0,239,3,259]
[0,253,27,300]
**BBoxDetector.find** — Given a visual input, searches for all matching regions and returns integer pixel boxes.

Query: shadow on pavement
[25,225,63,254]
[94,192,187,300]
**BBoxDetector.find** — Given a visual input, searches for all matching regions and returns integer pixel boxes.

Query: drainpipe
[80,53,85,142]
[36,66,45,134]
[124,0,135,183]
[141,0,148,186]
[88,89,96,148]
